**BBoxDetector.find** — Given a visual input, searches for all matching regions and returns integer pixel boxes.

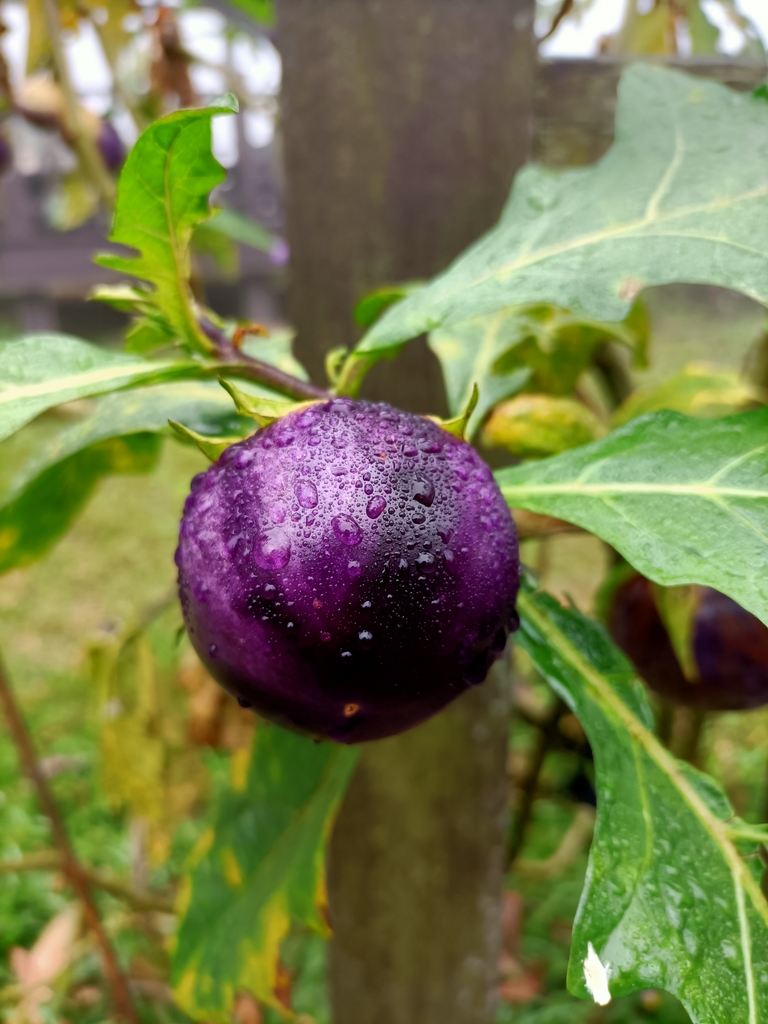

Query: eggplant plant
[1,63,768,1024]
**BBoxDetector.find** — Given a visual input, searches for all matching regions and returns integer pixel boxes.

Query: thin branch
[199,317,330,401]
[0,852,175,915]
[538,0,575,44]
[0,651,138,1024]
[507,698,567,868]
[40,0,116,209]
[89,16,148,136]
[515,804,596,880]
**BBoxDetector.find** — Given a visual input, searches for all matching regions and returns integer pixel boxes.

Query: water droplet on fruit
[295,479,318,508]
[412,476,435,507]
[404,445,418,458]
[269,501,287,524]
[254,530,291,569]
[332,514,363,546]
[364,483,373,495]
[358,630,373,648]
[347,560,362,578]
[208,643,218,659]
[412,512,426,525]
[234,449,255,468]
[238,696,253,709]
[341,651,352,658]
[320,632,332,642]
[416,551,436,573]
[420,439,442,454]
[366,495,386,519]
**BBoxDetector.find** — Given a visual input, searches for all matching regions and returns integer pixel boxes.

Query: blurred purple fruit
[176,398,520,742]
[608,573,768,711]
[97,120,124,172]
[0,129,12,176]
[269,236,289,267]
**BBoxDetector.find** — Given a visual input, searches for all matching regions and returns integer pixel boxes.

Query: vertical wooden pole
[277,3,535,1021]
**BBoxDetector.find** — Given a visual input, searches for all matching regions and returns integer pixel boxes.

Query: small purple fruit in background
[176,398,520,742]
[607,573,768,711]
[0,129,12,176]
[97,120,125,172]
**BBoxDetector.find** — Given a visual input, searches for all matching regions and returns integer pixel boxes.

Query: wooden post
[277,2,535,1021]
[278,0,536,411]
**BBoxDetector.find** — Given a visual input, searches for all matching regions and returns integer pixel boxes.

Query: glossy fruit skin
[607,574,768,711]
[176,398,520,743]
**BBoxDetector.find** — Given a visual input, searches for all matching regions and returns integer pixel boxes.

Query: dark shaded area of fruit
[176,398,520,742]
[608,573,768,711]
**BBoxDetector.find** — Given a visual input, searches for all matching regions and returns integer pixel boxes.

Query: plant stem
[40,0,116,209]
[90,16,148,136]
[199,317,330,401]
[0,652,139,1024]
[0,851,175,914]
[507,698,566,868]
[538,0,574,43]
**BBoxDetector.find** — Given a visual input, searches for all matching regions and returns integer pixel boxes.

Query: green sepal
[428,383,479,441]
[168,420,243,462]
[650,582,701,683]
[325,346,349,388]
[218,378,317,426]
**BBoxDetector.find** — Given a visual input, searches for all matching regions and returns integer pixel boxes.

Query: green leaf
[496,408,768,626]
[0,333,192,443]
[0,382,251,573]
[172,727,358,1020]
[0,433,161,571]
[611,362,766,427]
[207,207,273,252]
[0,330,310,444]
[95,98,238,355]
[353,282,425,329]
[221,0,274,26]
[428,302,646,438]
[516,588,768,1023]
[168,420,243,461]
[687,3,720,54]
[360,64,768,353]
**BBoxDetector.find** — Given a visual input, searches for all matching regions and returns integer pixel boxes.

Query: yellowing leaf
[89,613,208,865]
[483,394,605,459]
[612,363,766,427]
[172,728,358,1019]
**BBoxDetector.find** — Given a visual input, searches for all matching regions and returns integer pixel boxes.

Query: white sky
[540,0,768,56]
[0,0,765,163]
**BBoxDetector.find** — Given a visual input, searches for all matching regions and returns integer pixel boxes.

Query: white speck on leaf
[583,941,611,1006]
